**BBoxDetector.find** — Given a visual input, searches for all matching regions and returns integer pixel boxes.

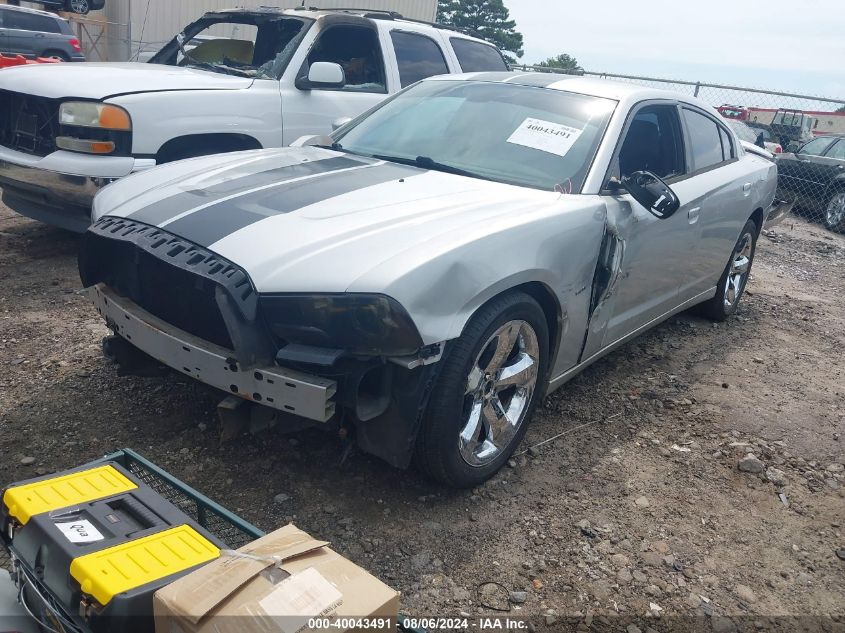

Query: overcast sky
[506,0,845,101]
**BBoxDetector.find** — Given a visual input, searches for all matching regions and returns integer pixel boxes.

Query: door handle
[743,183,752,192]
[688,207,701,224]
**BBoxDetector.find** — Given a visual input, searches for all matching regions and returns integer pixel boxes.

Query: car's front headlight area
[259,294,424,357]
[56,101,132,156]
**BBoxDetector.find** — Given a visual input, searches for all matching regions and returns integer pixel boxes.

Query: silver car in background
[80,73,778,487]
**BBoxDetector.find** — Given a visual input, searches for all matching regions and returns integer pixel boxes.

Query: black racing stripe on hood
[129,155,366,227]
[163,161,423,247]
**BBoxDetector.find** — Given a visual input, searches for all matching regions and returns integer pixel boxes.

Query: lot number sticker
[507,118,583,157]
[56,520,105,544]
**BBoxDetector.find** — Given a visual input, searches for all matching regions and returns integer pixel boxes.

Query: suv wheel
[414,292,548,488]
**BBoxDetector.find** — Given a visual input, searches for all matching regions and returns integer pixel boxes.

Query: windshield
[333,80,616,192]
[151,15,308,79]
[773,111,803,126]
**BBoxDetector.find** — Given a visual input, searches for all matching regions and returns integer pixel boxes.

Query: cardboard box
[153,524,400,633]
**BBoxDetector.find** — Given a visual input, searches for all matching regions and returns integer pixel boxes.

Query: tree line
[437,0,582,71]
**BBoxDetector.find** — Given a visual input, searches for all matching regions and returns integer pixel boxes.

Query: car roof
[428,71,711,107]
[0,3,63,19]
[207,7,492,46]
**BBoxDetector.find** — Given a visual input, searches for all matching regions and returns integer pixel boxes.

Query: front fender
[109,86,283,155]
[370,198,608,376]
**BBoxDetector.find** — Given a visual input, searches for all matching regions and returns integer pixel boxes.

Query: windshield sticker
[507,118,583,157]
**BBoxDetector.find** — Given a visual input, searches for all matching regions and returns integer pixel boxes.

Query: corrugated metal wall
[112,0,438,59]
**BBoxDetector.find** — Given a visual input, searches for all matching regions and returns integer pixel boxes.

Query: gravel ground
[0,203,843,632]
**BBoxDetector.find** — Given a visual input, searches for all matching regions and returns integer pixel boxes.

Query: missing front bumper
[88,284,337,422]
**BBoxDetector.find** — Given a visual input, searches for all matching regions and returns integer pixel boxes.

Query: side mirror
[332,117,353,132]
[755,132,766,149]
[296,61,346,90]
[620,171,681,219]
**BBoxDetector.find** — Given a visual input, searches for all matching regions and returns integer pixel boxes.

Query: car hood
[0,62,252,99]
[94,147,576,293]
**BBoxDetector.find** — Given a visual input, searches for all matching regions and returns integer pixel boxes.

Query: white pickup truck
[0,7,507,231]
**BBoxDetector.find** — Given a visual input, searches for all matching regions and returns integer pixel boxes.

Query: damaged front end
[79,217,443,468]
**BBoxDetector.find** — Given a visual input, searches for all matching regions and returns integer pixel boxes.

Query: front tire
[697,219,758,321]
[415,292,549,488]
[824,191,845,232]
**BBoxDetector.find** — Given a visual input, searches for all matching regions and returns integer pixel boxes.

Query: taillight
[70,38,82,53]
[775,146,783,154]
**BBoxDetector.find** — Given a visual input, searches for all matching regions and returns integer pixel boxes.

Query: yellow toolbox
[0,455,245,633]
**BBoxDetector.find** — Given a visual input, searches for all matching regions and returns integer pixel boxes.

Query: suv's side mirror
[755,132,766,149]
[296,62,346,90]
[620,171,681,219]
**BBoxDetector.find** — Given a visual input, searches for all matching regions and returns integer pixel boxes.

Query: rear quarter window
[450,37,508,72]
[58,19,74,36]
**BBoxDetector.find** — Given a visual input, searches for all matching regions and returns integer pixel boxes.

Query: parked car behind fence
[0,4,84,61]
[776,134,845,232]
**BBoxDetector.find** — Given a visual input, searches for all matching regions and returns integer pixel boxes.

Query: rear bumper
[88,284,338,423]
[0,145,154,232]
[764,196,794,229]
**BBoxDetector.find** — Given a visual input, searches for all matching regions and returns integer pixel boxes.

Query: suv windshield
[334,80,616,192]
[151,15,309,79]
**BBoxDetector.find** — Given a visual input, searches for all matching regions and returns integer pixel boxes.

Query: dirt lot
[0,202,843,632]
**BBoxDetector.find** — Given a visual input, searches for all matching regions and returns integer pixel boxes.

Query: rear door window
[682,108,726,172]
[390,30,449,88]
[5,11,61,34]
[450,38,508,72]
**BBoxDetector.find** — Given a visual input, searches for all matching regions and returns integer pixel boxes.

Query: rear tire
[697,219,758,321]
[824,191,845,233]
[414,292,549,488]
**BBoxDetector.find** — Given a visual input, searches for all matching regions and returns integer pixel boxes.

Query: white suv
[0,7,507,231]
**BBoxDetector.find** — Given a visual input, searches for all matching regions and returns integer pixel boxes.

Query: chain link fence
[514,65,845,234]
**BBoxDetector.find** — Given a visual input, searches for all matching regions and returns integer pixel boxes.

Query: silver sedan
[81,73,778,487]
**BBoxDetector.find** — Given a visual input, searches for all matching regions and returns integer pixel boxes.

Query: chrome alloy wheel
[826,192,845,229]
[458,320,540,467]
[70,0,90,13]
[724,231,753,310]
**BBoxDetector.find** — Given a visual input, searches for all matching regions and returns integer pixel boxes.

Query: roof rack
[289,6,476,36]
